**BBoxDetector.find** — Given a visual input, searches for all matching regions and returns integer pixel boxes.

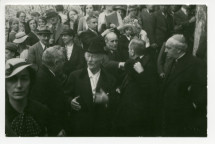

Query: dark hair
[86,15,97,23]
[7,18,19,42]
[31,12,40,17]
[16,11,26,18]
[83,5,95,16]
[38,16,47,24]
[25,19,38,34]
[55,5,64,12]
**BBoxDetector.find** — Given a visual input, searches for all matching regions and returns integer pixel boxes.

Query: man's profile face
[105,34,118,51]
[88,18,98,31]
[165,44,179,59]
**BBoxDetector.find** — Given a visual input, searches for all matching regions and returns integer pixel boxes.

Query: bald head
[104,32,118,51]
[42,45,65,73]
[165,34,188,58]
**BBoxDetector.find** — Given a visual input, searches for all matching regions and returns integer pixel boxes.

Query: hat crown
[87,37,106,54]
[15,32,27,39]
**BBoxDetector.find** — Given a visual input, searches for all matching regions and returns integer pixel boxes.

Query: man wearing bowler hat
[46,10,64,46]
[65,37,118,136]
[27,28,52,69]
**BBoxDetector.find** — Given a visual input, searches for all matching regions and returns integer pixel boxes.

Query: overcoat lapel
[79,68,94,110]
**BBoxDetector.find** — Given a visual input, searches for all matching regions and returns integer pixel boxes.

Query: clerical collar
[181,7,188,15]
[176,53,186,62]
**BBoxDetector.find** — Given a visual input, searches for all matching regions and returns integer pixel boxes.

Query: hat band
[6,62,29,76]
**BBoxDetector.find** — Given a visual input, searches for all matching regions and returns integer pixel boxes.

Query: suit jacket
[118,34,130,61]
[63,43,85,76]
[49,22,64,46]
[30,64,68,135]
[160,54,207,136]
[79,29,98,50]
[138,9,155,44]
[153,10,173,47]
[65,67,117,136]
[27,42,45,68]
[114,54,157,136]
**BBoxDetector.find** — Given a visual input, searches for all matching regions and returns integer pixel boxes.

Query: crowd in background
[5,5,207,137]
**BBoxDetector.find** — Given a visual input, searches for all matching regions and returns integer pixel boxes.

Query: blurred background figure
[78,5,96,35]
[55,5,67,24]
[98,5,123,33]
[25,19,39,46]
[16,11,27,32]
[13,31,29,60]
[5,42,18,62]
[66,9,80,34]
[113,5,127,20]
[30,12,40,23]
[37,16,47,31]
[123,5,139,25]
[7,18,19,42]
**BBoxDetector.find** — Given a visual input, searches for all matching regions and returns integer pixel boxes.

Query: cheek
[6,82,15,96]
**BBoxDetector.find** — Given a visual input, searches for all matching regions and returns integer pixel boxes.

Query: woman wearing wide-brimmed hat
[13,31,29,60]
[5,58,51,136]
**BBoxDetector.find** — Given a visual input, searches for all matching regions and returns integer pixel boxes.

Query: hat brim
[37,32,52,35]
[113,7,126,11]
[13,35,28,44]
[6,64,32,79]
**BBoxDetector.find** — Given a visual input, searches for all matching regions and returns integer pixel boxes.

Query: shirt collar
[48,69,55,76]
[39,41,46,50]
[181,7,188,15]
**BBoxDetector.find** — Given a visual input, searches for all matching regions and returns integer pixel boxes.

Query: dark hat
[6,42,18,52]
[45,11,58,19]
[128,5,138,11]
[86,37,106,54]
[36,27,52,35]
[61,29,75,37]
[31,12,40,17]
[113,5,126,12]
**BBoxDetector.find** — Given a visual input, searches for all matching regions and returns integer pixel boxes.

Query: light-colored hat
[13,32,28,44]
[5,58,32,79]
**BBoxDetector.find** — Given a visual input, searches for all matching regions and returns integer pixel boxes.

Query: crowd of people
[5,5,207,137]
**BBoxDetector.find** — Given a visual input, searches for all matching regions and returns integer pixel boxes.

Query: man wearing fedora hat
[65,37,117,136]
[27,28,52,68]
[46,10,64,46]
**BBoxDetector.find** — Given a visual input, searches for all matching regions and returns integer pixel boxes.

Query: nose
[16,78,22,88]
[164,48,168,53]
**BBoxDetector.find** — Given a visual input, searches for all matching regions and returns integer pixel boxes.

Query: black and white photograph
[0,0,213,144]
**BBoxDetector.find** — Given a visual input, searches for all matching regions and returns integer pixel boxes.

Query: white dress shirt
[65,44,74,60]
[87,68,101,100]
[40,41,46,50]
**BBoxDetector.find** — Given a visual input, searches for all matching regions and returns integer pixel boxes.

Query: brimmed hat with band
[5,58,32,79]
[36,28,52,35]
[13,32,28,44]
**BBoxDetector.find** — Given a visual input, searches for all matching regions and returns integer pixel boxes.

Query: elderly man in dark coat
[64,37,118,136]
[113,38,157,136]
[30,45,68,136]
[159,34,207,136]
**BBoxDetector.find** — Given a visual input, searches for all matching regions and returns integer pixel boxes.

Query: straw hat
[13,32,28,44]
[5,58,32,79]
